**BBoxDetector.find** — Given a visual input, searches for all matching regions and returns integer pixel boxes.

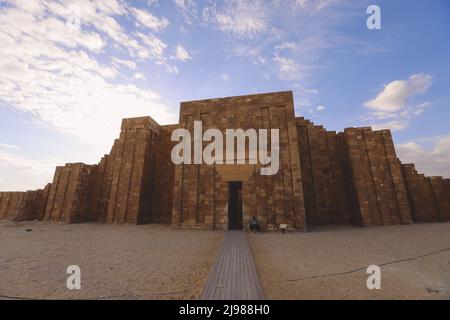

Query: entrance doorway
[228,181,243,230]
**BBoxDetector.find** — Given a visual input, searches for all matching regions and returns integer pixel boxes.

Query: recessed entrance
[228,181,243,230]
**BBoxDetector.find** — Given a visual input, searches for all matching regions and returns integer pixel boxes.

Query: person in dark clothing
[249,216,261,233]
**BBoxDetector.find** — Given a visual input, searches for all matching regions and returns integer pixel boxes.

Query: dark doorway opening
[228,181,243,230]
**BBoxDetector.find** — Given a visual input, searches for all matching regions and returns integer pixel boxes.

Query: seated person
[249,216,261,233]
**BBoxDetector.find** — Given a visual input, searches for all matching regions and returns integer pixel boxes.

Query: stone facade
[343,128,413,226]
[172,92,306,230]
[0,185,50,221]
[402,164,450,222]
[0,91,449,230]
[297,117,354,225]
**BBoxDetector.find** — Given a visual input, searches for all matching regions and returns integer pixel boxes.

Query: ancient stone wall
[85,155,112,222]
[105,116,171,224]
[13,185,51,221]
[0,192,23,220]
[445,179,450,217]
[1,91,449,230]
[402,164,450,222]
[172,91,306,230]
[0,184,51,221]
[0,116,175,225]
[147,124,178,223]
[43,163,96,223]
[296,117,353,225]
[446,179,450,203]
[429,177,450,221]
[343,128,413,226]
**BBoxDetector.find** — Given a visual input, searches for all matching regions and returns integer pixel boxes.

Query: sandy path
[0,221,223,300]
[249,223,450,300]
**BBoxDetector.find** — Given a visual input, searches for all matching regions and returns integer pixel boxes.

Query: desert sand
[0,221,223,300]
[248,222,450,299]
[2,221,450,300]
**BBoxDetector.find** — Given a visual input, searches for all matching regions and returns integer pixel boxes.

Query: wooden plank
[211,232,230,299]
[201,231,265,300]
[202,235,223,299]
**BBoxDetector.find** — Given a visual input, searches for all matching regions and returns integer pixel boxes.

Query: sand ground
[248,222,450,300]
[2,221,450,300]
[0,221,223,300]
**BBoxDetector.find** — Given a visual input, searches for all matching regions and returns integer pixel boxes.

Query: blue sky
[0,0,449,191]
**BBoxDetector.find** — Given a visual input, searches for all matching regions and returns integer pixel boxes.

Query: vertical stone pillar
[429,177,450,221]
[402,164,440,222]
[380,130,413,224]
[344,128,381,226]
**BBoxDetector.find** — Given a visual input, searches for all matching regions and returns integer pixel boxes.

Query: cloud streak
[203,0,268,38]
[0,149,62,191]
[365,74,432,116]
[363,73,433,131]
[0,0,178,153]
[173,45,192,61]
[396,134,450,178]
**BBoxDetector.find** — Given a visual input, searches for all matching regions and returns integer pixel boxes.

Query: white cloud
[231,43,264,58]
[271,35,331,83]
[222,73,231,82]
[174,0,197,24]
[396,134,450,178]
[203,0,268,38]
[133,72,146,80]
[174,0,195,11]
[257,56,267,64]
[0,1,178,155]
[369,120,408,132]
[0,143,21,150]
[274,42,298,51]
[273,56,302,81]
[0,150,58,173]
[112,57,137,70]
[0,150,62,191]
[208,0,353,107]
[164,64,180,74]
[295,0,339,11]
[135,32,167,61]
[42,0,174,70]
[316,105,325,112]
[2,4,105,53]
[299,86,319,94]
[306,105,325,116]
[173,45,192,61]
[362,74,433,131]
[130,7,169,31]
[365,74,432,115]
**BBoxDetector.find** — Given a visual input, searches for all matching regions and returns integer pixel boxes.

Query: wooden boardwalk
[201,230,265,300]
